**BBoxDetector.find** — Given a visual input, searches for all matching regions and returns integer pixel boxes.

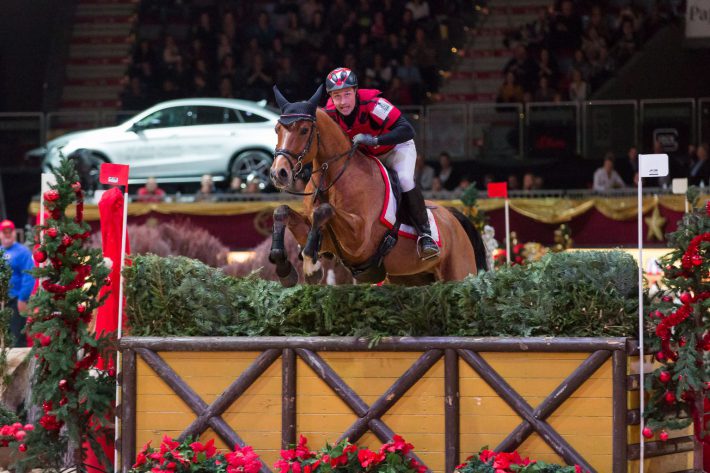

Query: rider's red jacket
[325,89,402,156]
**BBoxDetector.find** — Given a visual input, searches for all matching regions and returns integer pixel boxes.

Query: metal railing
[3,98,709,167]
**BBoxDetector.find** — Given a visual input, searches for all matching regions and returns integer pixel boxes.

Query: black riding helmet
[325,67,358,94]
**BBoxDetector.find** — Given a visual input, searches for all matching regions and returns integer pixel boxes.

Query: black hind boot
[403,187,440,260]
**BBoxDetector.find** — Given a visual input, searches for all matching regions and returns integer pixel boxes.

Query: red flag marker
[99,163,129,186]
[487,182,508,198]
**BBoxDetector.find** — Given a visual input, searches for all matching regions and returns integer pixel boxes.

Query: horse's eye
[300,127,309,135]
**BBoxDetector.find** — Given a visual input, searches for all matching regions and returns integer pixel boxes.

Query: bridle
[273,116,357,198]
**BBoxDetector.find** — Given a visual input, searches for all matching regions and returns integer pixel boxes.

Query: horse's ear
[273,85,290,111]
[308,84,324,108]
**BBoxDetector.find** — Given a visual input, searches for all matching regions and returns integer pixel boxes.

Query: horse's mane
[316,108,352,145]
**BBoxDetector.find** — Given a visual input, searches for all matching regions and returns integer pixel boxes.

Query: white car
[36,98,279,188]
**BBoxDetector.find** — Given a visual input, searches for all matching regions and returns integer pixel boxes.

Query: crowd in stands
[497,0,679,103]
[120,0,474,111]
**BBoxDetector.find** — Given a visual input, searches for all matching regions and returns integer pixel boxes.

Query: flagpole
[637,175,645,473]
[113,185,128,473]
[505,198,511,265]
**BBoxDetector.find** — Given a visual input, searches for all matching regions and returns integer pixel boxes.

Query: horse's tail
[445,207,488,272]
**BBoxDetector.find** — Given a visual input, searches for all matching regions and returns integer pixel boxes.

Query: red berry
[662,296,672,302]
[61,235,72,246]
[71,182,81,192]
[32,250,47,263]
[665,391,677,404]
[680,292,692,304]
[76,304,86,314]
[46,227,58,238]
[18,444,26,452]
[58,379,67,390]
[659,431,669,442]
[692,255,703,266]
[59,397,68,406]
[656,351,666,361]
[679,337,687,347]
[108,368,116,377]
[642,427,654,439]
[659,371,671,383]
[39,335,51,347]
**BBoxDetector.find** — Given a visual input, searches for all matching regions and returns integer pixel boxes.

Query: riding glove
[352,133,378,147]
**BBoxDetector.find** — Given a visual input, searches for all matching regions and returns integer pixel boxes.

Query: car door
[172,105,242,177]
[117,106,191,179]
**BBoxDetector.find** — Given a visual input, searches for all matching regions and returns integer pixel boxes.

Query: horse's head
[270,85,323,189]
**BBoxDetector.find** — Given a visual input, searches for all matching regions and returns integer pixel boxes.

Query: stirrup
[416,234,440,260]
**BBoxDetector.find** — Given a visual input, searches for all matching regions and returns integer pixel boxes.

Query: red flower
[133,453,147,468]
[189,438,216,460]
[295,435,314,459]
[357,449,385,468]
[381,435,413,455]
[478,449,495,463]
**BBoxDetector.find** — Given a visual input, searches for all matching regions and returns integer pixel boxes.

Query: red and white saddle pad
[368,156,442,247]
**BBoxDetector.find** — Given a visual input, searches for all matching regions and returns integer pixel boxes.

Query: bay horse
[268,86,487,286]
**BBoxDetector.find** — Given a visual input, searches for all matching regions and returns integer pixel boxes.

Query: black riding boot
[403,187,440,260]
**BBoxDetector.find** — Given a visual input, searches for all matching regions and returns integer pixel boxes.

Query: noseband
[274,115,358,198]
[273,116,318,181]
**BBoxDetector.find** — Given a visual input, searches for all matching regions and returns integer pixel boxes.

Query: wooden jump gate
[117,337,694,473]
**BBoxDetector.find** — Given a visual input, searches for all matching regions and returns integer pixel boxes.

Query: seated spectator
[618,146,639,184]
[613,19,638,64]
[593,154,626,191]
[533,76,555,102]
[567,68,588,101]
[497,72,524,103]
[504,44,537,92]
[522,172,536,191]
[536,48,558,85]
[570,49,591,81]
[404,0,430,22]
[507,174,520,191]
[437,152,459,191]
[245,178,263,194]
[457,176,473,191]
[689,143,710,186]
[120,76,148,111]
[415,153,435,190]
[431,176,443,192]
[385,76,413,106]
[227,177,243,194]
[195,174,219,202]
[136,177,166,202]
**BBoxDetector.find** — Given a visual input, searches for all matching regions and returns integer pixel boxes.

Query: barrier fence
[3,98,710,167]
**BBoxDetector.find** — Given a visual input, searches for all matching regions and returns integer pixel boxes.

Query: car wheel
[230,150,273,186]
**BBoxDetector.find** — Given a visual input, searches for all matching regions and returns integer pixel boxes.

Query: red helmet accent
[325,67,358,93]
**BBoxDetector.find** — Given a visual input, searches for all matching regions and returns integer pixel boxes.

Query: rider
[324,67,439,260]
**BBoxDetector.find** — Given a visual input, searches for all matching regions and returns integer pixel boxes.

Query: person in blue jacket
[0,220,35,347]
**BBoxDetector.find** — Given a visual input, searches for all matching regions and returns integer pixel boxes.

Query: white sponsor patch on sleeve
[372,99,393,121]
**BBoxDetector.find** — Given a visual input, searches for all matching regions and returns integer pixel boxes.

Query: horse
[268,85,487,286]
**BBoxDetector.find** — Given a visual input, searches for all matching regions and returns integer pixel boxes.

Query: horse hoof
[269,249,285,265]
[278,264,298,287]
[305,267,323,284]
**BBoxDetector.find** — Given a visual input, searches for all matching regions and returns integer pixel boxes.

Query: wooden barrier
[117,337,693,473]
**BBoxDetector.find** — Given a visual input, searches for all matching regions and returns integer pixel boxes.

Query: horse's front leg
[302,203,335,284]
[270,205,310,287]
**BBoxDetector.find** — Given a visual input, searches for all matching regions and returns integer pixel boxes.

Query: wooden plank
[612,350,628,473]
[459,350,596,472]
[282,348,296,449]
[120,337,629,352]
[628,435,694,459]
[444,349,459,473]
[121,349,136,473]
[302,357,445,378]
[181,349,281,440]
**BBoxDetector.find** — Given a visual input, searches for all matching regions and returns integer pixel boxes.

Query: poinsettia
[130,436,261,473]
[455,448,582,473]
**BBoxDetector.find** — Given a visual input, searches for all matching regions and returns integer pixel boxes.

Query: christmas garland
[9,157,115,471]
[644,192,710,443]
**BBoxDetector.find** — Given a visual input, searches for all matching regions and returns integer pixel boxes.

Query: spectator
[227,177,243,194]
[431,176,443,192]
[299,0,322,26]
[162,35,183,71]
[0,220,34,347]
[219,77,235,98]
[497,72,524,103]
[504,44,537,92]
[216,33,234,64]
[507,174,520,191]
[437,152,459,191]
[415,153,435,190]
[689,143,710,186]
[244,53,273,101]
[386,76,413,106]
[533,76,555,101]
[536,48,558,85]
[306,11,327,50]
[567,68,588,101]
[365,53,393,90]
[283,11,306,51]
[195,174,219,202]
[371,11,388,42]
[120,76,148,111]
[549,0,583,55]
[250,11,276,49]
[404,0,430,22]
[582,27,606,64]
[593,154,626,191]
[614,19,638,64]
[245,178,263,194]
[193,12,216,52]
[618,146,639,184]
[570,49,591,81]
[136,177,166,203]
[522,172,536,191]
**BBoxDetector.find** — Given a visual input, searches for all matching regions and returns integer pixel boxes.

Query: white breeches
[381,139,417,192]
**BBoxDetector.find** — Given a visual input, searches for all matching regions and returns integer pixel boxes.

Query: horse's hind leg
[270,205,310,287]
[302,203,335,284]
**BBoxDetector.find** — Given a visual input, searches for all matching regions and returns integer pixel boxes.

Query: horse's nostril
[278,168,289,180]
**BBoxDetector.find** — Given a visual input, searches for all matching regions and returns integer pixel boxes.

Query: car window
[238,110,269,123]
[192,106,242,125]
[135,106,191,129]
